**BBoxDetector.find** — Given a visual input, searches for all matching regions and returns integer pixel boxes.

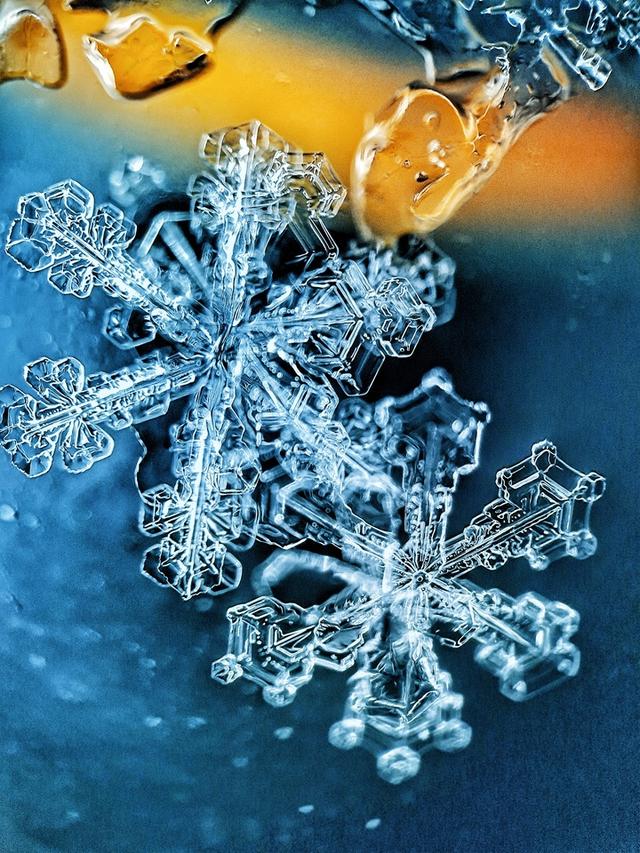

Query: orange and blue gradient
[0,3,637,851]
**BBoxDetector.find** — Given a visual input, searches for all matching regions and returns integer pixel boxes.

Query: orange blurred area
[7,0,640,231]
[460,95,640,229]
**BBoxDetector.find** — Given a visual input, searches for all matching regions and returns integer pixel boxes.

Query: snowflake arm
[5,179,214,352]
[139,368,258,600]
[0,351,208,477]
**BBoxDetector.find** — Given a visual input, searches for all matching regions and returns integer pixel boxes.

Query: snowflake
[0,120,605,783]
[0,120,453,600]
[212,409,605,783]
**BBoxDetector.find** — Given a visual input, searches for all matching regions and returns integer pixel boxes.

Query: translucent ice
[213,424,605,782]
[351,70,524,240]
[0,0,64,88]
[1,122,451,600]
[83,15,211,99]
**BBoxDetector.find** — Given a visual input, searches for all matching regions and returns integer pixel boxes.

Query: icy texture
[461,0,640,90]
[353,0,640,90]
[83,15,211,99]
[212,389,605,782]
[0,0,64,88]
[1,121,452,601]
[0,121,605,782]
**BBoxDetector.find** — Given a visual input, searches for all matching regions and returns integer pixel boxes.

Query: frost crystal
[0,121,605,782]
[320,0,640,90]
[1,121,452,600]
[212,406,604,782]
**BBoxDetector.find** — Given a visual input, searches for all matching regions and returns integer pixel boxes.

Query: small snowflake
[212,397,604,782]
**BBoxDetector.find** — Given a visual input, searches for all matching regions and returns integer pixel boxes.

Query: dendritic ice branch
[0,121,605,782]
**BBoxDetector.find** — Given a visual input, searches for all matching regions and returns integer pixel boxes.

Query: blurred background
[0,1,638,851]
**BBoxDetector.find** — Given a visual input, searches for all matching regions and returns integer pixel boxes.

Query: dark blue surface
[0,61,639,853]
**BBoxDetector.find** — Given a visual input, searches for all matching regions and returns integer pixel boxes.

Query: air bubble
[0,503,17,522]
[274,726,294,740]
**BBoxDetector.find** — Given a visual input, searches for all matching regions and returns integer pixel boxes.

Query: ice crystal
[0,120,605,782]
[0,120,453,600]
[460,0,640,89]
[211,386,605,782]
[317,0,640,90]
[0,0,65,88]
[83,15,212,99]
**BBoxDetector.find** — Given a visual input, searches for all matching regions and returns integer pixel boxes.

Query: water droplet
[274,726,294,741]
[186,715,207,729]
[0,503,17,522]
[84,15,211,100]
[298,804,314,815]
[365,818,381,830]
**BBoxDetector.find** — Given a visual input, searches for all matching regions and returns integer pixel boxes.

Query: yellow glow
[7,0,639,231]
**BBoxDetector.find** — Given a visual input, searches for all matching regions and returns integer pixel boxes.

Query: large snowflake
[0,121,604,782]
[0,120,453,599]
